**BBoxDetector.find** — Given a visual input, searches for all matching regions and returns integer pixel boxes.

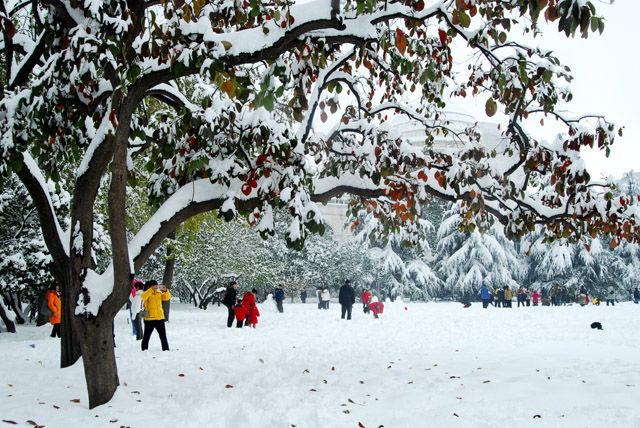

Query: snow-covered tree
[0,176,53,321]
[2,0,637,408]
[436,202,524,298]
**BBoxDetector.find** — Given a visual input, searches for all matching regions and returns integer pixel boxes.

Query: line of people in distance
[222,280,385,324]
[478,284,637,309]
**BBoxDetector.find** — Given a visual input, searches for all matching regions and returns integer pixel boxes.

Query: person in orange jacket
[141,280,172,351]
[242,289,260,328]
[46,283,61,338]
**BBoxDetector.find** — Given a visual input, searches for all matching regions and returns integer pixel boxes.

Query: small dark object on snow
[461,301,472,308]
[590,322,603,330]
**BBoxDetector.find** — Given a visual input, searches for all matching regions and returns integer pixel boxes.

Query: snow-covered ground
[1,299,639,428]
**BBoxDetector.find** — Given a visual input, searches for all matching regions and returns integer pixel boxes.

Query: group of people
[479,283,635,309]
[129,280,172,351]
[360,288,385,318]
[332,280,385,320]
[223,281,261,328]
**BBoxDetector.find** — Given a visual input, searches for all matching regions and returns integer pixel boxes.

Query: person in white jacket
[320,288,331,310]
[606,285,616,306]
[129,281,144,340]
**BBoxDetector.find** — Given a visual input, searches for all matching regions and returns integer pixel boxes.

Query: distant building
[316,107,501,243]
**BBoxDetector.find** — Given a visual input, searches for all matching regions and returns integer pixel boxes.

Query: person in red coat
[242,289,260,328]
[368,296,384,319]
[233,300,246,328]
[361,289,372,314]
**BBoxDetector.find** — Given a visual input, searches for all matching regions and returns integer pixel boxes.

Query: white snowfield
[1,300,639,428]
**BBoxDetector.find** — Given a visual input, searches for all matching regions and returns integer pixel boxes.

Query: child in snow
[532,290,540,306]
[234,300,246,328]
[368,296,384,319]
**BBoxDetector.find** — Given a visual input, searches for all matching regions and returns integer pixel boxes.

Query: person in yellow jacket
[46,283,61,338]
[141,280,171,351]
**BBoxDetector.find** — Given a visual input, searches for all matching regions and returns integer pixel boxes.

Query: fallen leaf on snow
[342,410,350,414]
[482,380,490,384]
[533,415,542,419]
[70,399,80,403]
[225,385,234,389]
[2,421,18,425]
[178,374,185,377]
[453,413,459,417]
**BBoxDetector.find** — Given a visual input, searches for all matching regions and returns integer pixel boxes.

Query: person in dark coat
[300,290,307,304]
[274,285,284,313]
[223,281,238,328]
[338,279,356,320]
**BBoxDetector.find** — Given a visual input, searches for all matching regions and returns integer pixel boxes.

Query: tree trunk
[3,291,26,324]
[0,301,17,333]
[61,275,82,368]
[77,315,119,409]
[161,231,176,322]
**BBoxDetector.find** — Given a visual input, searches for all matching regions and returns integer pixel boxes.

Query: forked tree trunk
[77,314,119,409]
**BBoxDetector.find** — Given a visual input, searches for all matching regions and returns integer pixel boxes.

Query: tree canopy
[1,0,637,408]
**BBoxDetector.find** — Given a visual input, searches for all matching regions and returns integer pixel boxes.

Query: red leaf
[249,178,258,188]
[396,29,407,55]
[438,29,447,45]
[178,373,185,377]
[109,110,118,127]
[225,384,234,388]
[241,183,252,196]
[359,423,365,428]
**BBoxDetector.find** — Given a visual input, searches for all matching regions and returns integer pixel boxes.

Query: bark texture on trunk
[161,231,176,322]
[78,316,119,409]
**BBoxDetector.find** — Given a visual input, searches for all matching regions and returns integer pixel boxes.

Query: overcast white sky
[535,0,640,180]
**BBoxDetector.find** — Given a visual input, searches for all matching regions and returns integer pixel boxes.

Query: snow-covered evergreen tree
[435,203,524,299]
